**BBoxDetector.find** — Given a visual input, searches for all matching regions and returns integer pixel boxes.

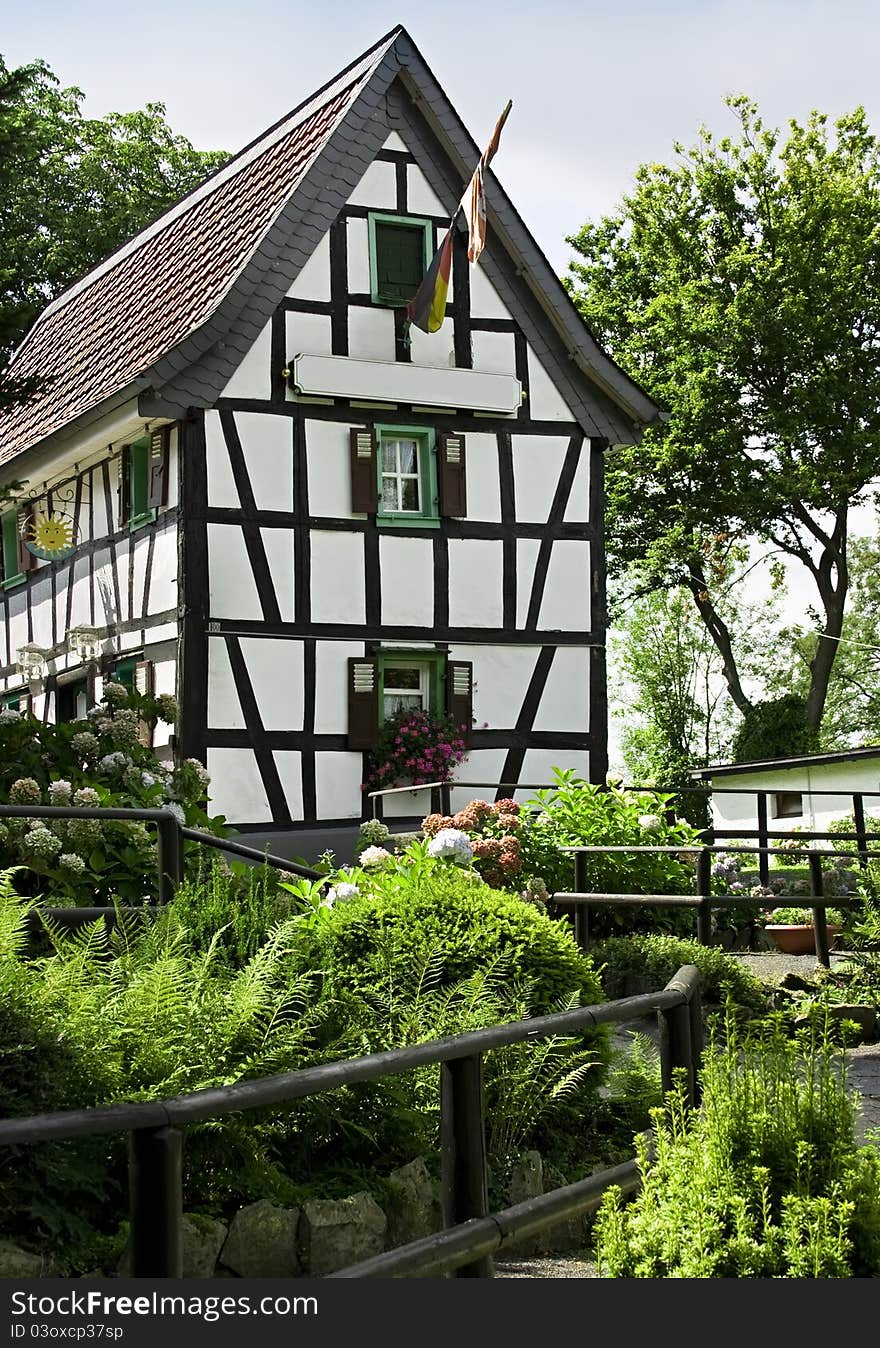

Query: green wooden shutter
[146,428,171,509]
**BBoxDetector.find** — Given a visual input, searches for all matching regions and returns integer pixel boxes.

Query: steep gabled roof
[0,26,659,466]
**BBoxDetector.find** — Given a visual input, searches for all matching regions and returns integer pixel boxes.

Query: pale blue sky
[5,1,880,271]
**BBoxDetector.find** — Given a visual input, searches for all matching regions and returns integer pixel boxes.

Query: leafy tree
[568,98,880,739]
[0,55,228,413]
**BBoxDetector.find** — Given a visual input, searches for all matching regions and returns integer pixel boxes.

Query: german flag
[406,224,454,334]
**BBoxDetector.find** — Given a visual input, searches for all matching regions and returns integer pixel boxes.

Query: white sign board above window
[290,353,522,415]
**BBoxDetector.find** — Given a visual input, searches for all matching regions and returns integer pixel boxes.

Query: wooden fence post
[440,1054,493,1277]
[129,1125,183,1276]
[808,851,831,970]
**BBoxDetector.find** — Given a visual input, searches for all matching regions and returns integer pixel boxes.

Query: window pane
[385,692,423,716]
[382,477,398,511]
[382,440,397,471]
[385,666,421,690]
[400,478,420,511]
[375,222,426,301]
[395,439,418,473]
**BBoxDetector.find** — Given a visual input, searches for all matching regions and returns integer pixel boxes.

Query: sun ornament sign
[22,508,78,562]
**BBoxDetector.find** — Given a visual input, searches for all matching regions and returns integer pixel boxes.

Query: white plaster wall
[538,541,590,631]
[261,529,294,622]
[515,538,541,628]
[347,158,397,209]
[384,786,433,819]
[149,525,179,613]
[533,647,590,733]
[7,592,28,663]
[527,347,576,422]
[68,555,91,629]
[380,536,434,627]
[348,306,396,361]
[25,585,53,653]
[287,232,331,301]
[310,531,365,623]
[407,163,446,216]
[239,636,303,730]
[205,411,240,509]
[382,132,408,153]
[469,267,512,320]
[315,751,363,819]
[286,311,333,359]
[522,747,590,788]
[274,751,304,821]
[566,444,591,522]
[472,330,517,377]
[131,536,150,620]
[221,319,272,400]
[207,524,262,619]
[88,465,108,540]
[449,749,508,812]
[409,318,456,369]
[448,644,540,730]
[235,413,294,513]
[464,432,501,522]
[112,539,130,627]
[347,217,371,292]
[314,639,362,733]
[512,435,569,523]
[306,419,358,519]
[207,747,270,824]
[448,539,503,629]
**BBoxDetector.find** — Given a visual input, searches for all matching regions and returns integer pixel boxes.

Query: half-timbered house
[0,26,660,850]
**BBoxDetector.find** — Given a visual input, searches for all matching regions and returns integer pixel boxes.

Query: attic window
[368,213,432,307]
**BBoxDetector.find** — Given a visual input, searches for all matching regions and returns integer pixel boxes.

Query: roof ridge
[18,25,406,344]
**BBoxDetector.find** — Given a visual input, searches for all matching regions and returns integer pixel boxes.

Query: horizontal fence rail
[0,967,704,1278]
[555,841,866,967]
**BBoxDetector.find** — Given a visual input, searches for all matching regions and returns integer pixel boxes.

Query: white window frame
[380,433,423,514]
[382,660,431,719]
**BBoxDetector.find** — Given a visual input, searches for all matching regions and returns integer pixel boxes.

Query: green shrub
[595,1018,880,1277]
[169,857,294,965]
[286,865,605,1015]
[594,934,768,1012]
[527,770,702,937]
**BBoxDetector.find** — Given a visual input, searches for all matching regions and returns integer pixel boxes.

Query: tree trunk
[805,510,849,731]
[685,556,754,717]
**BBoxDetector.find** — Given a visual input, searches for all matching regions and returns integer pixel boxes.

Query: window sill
[377,514,440,530]
[129,509,157,533]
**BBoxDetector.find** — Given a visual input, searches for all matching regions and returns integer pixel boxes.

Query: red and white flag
[460,101,512,265]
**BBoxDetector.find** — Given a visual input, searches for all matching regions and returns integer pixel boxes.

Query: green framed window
[368,212,432,306]
[375,424,439,529]
[377,650,446,722]
[1,508,27,589]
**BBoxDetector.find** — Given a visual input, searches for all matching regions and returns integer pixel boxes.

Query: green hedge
[594,935,768,1012]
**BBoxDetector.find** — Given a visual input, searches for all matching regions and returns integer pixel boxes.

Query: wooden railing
[0,967,704,1279]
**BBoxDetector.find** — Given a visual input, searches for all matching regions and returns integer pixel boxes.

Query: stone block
[220,1200,301,1278]
[386,1159,441,1249]
[299,1192,386,1276]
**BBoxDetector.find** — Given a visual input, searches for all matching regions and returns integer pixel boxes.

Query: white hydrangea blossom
[164,802,186,826]
[99,752,127,772]
[0,707,20,722]
[327,882,359,904]
[359,845,392,869]
[102,681,129,705]
[427,828,474,865]
[48,780,73,802]
[141,772,157,788]
[638,814,662,832]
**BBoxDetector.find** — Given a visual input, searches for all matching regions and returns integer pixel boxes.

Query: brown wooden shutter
[350,428,378,514]
[146,427,171,509]
[438,431,467,517]
[348,657,379,750]
[17,506,35,573]
[446,661,473,741]
[118,446,131,526]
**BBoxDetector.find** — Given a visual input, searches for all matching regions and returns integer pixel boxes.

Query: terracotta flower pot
[764,924,840,956]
